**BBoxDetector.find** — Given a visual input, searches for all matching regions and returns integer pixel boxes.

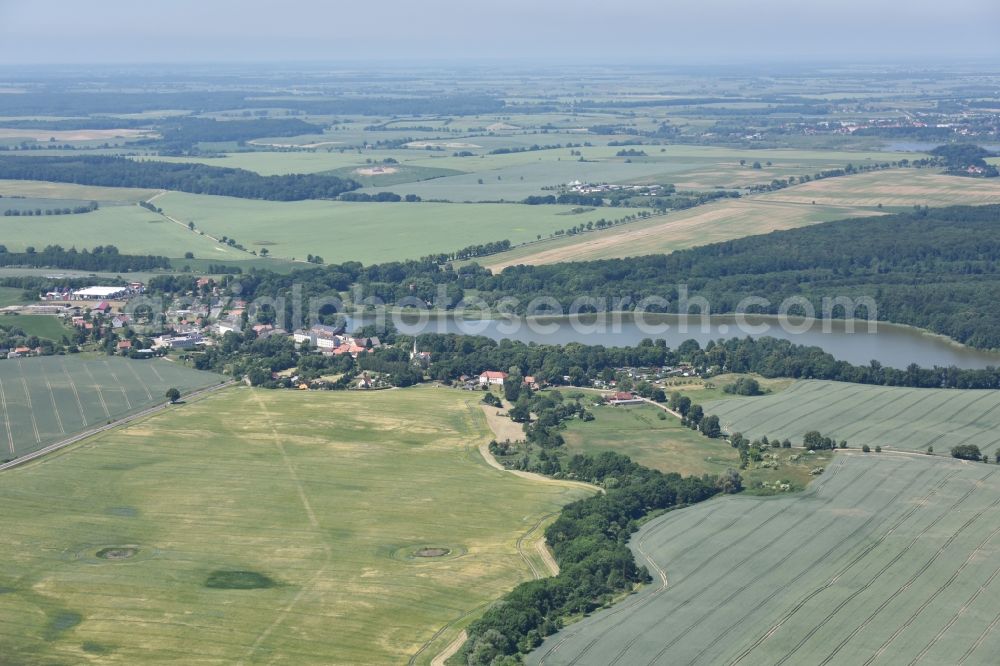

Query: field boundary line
[0,380,235,472]
[0,377,14,456]
[430,630,467,666]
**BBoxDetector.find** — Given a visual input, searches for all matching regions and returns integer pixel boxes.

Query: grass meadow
[705,379,1000,456]
[0,386,590,664]
[1,314,75,341]
[530,453,1000,665]
[0,354,219,459]
[561,403,738,477]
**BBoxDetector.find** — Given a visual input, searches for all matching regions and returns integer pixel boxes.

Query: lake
[350,313,1000,370]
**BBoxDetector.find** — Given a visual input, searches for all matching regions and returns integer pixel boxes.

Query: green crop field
[0,179,159,203]
[0,386,590,664]
[154,192,614,264]
[0,202,230,259]
[704,379,1000,456]
[562,403,739,477]
[0,355,219,459]
[1,314,74,341]
[0,286,25,307]
[530,453,1000,665]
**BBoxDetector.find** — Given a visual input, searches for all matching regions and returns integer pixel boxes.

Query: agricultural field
[764,169,1000,208]
[483,199,876,270]
[530,453,1000,665]
[154,192,614,264]
[481,167,1000,269]
[0,354,218,459]
[0,286,26,307]
[0,386,590,664]
[704,379,1000,456]
[0,179,159,203]
[561,403,738,477]
[1,314,74,340]
[0,201,236,260]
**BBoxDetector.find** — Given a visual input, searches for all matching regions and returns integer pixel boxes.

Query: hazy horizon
[1,0,999,66]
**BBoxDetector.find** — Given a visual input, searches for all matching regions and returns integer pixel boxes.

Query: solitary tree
[166,387,181,403]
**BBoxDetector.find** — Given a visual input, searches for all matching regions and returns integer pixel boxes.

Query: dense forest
[152,117,325,152]
[0,156,359,201]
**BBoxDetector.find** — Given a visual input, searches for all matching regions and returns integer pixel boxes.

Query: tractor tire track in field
[873,522,1000,665]
[60,360,88,426]
[240,390,332,664]
[633,460,893,666]
[748,469,991,666]
[103,360,133,410]
[914,563,1000,665]
[754,381,873,436]
[124,360,153,401]
[42,374,65,435]
[956,600,1000,664]
[630,459,887,666]
[837,388,940,444]
[0,377,15,456]
[820,481,1000,664]
[546,502,775,665]
[16,361,40,442]
[82,363,112,419]
[685,460,938,666]
[538,457,852,665]
[727,465,963,665]
[0,380,236,472]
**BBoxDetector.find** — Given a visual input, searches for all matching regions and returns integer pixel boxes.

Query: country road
[0,380,237,472]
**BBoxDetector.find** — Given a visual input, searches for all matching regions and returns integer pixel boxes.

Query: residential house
[479,371,508,386]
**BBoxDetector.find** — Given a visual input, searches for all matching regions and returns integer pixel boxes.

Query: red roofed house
[479,371,508,386]
[607,391,644,406]
[117,340,132,351]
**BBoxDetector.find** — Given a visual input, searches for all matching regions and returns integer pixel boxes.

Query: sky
[0,0,998,65]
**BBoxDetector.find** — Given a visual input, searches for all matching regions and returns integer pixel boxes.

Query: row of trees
[0,244,170,272]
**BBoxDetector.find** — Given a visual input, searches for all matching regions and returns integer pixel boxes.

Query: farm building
[72,286,130,300]
[479,371,508,386]
[607,391,644,406]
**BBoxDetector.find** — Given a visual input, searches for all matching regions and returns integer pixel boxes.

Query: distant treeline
[2,201,98,216]
[0,91,504,117]
[0,244,170,271]
[153,117,325,152]
[0,156,359,201]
